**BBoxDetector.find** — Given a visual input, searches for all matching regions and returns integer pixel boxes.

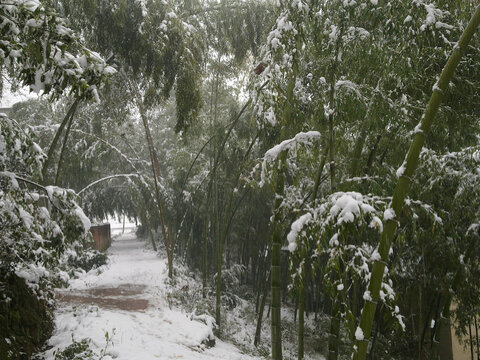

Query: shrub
[0,275,54,360]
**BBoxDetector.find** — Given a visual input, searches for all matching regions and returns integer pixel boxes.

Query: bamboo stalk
[41,99,80,183]
[470,321,475,360]
[271,151,287,360]
[255,270,271,347]
[54,101,78,186]
[137,95,171,277]
[353,6,480,360]
[298,268,305,360]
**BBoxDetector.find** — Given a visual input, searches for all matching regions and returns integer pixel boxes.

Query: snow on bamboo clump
[286,191,386,254]
[258,131,321,187]
[384,208,395,220]
[327,192,377,225]
[251,0,311,131]
[0,0,116,100]
[287,190,407,337]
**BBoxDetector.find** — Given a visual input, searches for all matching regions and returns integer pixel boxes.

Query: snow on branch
[286,190,406,334]
[78,174,140,195]
[1,113,98,294]
[468,223,480,235]
[335,79,363,100]
[287,213,312,252]
[259,131,321,187]
[264,131,321,162]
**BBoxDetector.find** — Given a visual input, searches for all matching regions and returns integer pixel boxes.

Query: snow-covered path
[41,233,261,360]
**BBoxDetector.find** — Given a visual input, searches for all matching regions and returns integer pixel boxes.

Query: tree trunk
[364,133,383,175]
[202,218,208,298]
[470,322,475,360]
[353,8,480,359]
[350,95,376,178]
[215,133,257,333]
[475,317,479,360]
[311,145,329,203]
[215,213,223,335]
[328,108,336,190]
[127,78,173,278]
[350,122,369,178]
[436,297,454,360]
[167,225,174,278]
[326,20,344,192]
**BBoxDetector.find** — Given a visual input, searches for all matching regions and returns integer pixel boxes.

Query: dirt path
[56,283,149,311]
[56,233,161,312]
[40,233,261,360]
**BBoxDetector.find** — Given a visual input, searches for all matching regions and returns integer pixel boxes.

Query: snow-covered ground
[39,231,261,360]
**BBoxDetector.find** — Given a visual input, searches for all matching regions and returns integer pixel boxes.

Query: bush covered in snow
[0,274,54,359]
[0,115,105,358]
[51,330,114,360]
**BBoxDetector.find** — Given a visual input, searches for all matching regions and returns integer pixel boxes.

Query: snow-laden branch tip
[328,192,377,225]
[259,131,321,187]
[264,131,321,162]
[78,174,140,195]
[335,79,363,100]
[467,223,479,235]
[287,213,312,252]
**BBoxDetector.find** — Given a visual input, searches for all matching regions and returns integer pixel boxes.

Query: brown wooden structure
[90,224,111,251]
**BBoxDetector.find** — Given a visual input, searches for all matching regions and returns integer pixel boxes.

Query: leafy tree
[1,1,114,356]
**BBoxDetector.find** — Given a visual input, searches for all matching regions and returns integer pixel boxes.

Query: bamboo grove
[2,0,480,359]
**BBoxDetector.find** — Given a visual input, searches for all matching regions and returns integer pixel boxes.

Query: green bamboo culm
[41,98,80,183]
[298,265,305,360]
[327,272,341,360]
[353,6,480,360]
[270,53,297,358]
[271,151,287,360]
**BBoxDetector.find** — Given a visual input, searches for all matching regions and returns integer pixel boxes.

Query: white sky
[0,79,37,108]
